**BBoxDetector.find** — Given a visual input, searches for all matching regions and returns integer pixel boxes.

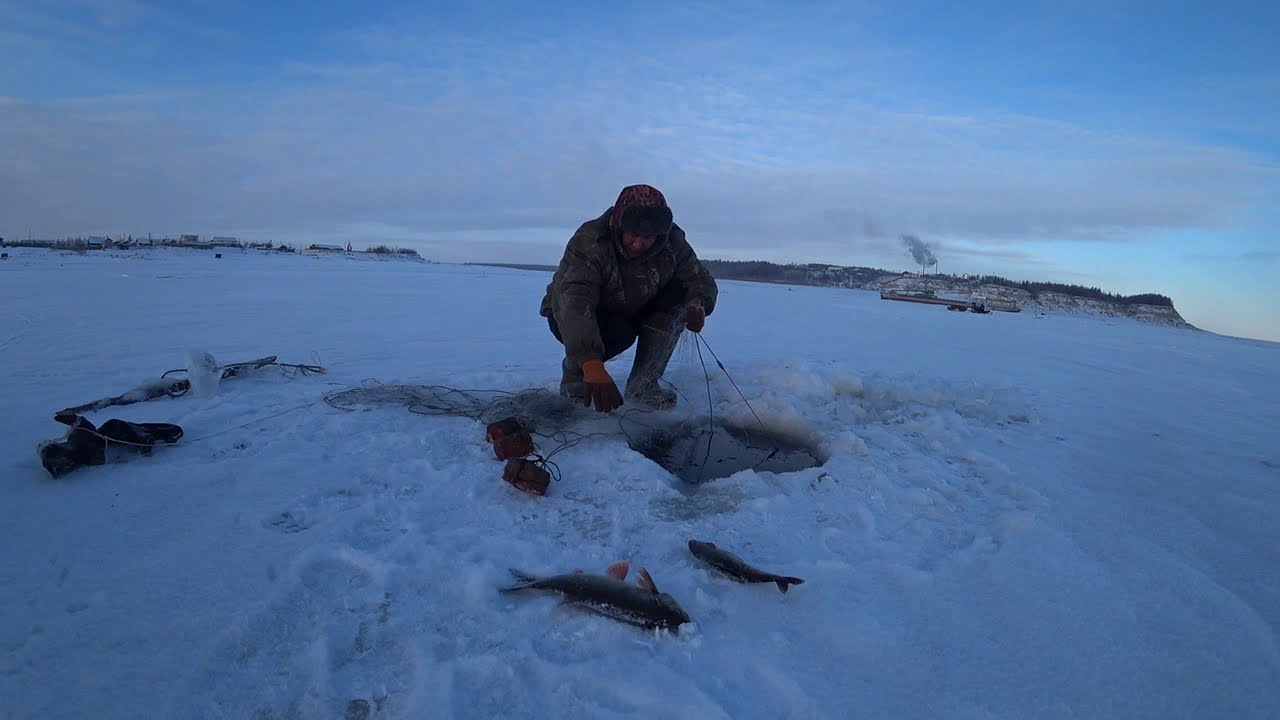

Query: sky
[1,0,1278,340]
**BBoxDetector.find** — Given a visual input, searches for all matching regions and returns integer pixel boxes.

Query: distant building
[87,236,107,248]
[306,243,346,253]
[210,236,242,248]
[179,234,200,245]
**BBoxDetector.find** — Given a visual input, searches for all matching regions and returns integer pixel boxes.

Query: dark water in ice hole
[476,389,822,487]
[626,419,822,485]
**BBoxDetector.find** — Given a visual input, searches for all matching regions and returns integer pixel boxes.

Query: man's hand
[581,359,624,412]
[684,302,706,333]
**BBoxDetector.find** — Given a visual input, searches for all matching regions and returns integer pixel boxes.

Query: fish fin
[775,576,805,593]
[606,560,630,581]
[637,567,658,594]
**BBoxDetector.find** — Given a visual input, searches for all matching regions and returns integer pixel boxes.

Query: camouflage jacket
[540,209,719,365]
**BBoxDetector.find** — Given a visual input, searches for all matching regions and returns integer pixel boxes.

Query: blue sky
[2,0,1278,340]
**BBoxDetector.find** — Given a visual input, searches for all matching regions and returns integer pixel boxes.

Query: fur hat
[610,184,673,237]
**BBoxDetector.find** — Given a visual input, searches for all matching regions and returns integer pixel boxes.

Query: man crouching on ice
[540,184,719,413]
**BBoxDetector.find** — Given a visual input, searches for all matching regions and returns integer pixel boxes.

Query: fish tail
[498,568,539,592]
[775,576,806,593]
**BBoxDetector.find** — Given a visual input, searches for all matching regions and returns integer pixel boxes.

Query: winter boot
[39,415,107,478]
[38,413,184,478]
[559,356,585,400]
[625,315,682,409]
[627,381,677,410]
[97,418,184,453]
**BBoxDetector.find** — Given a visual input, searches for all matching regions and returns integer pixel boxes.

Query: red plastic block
[503,459,550,496]
[486,416,533,460]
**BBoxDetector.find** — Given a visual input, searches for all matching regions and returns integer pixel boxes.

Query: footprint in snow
[345,499,410,552]
[262,486,372,534]
[166,550,419,720]
[265,509,312,533]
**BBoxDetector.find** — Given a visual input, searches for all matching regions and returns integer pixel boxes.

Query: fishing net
[321,382,630,477]
[319,334,820,486]
[322,382,579,433]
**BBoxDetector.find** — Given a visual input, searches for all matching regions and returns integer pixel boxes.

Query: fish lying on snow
[688,539,806,593]
[499,561,691,631]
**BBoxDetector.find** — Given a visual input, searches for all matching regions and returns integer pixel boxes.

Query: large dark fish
[499,561,691,632]
[687,539,805,593]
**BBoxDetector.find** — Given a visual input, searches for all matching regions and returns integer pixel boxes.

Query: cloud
[1,20,1277,263]
[932,244,1059,266]
[1185,250,1279,262]
[0,0,234,57]
[0,0,159,40]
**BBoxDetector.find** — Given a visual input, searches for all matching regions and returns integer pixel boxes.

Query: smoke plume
[901,234,937,269]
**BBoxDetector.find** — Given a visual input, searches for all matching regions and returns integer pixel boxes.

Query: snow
[1,245,1278,719]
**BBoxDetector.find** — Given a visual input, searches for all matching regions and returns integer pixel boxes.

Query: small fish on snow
[688,539,806,593]
[499,561,691,631]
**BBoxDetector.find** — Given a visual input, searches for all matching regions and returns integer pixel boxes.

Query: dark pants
[548,279,686,361]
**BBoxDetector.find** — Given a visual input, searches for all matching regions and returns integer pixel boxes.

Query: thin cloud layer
[1,3,1277,271]
[1,81,1273,253]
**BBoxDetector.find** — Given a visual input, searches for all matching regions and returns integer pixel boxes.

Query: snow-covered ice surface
[1,246,1277,719]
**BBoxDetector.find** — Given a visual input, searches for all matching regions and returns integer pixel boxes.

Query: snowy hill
[1,246,1277,719]
[702,260,1193,328]
[877,275,1193,327]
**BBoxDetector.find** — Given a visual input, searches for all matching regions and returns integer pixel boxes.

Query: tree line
[699,260,1175,308]
[970,275,1173,307]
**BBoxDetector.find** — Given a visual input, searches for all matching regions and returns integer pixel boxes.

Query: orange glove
[581,359,624,412]
[685,303,706,333]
